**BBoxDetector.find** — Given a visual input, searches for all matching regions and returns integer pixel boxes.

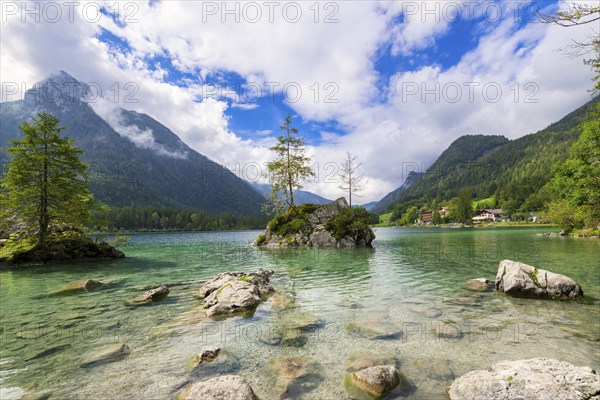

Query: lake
[1,227,598,399]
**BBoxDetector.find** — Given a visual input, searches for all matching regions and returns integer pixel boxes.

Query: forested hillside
[385,97,599,219]
[102,206,270,231]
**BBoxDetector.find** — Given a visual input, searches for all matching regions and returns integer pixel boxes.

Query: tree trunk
[286,128,294,208]
[39,136,49,247]
[348,171,352,207]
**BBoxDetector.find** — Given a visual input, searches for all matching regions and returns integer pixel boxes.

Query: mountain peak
[25,70,89,106]
[49,69,78,81]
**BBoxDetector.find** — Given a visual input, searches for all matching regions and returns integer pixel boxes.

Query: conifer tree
[1,113,93,246]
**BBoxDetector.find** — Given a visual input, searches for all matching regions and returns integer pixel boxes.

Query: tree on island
[338,151,368,207]
[265,114,314,213]
[1,113,94,247]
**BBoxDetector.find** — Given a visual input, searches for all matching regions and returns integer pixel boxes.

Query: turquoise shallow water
[0,227,598,399]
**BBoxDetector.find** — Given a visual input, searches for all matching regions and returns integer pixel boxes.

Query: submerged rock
[258,310,319,347]
[462,278,494,292]
[407,358,455,381]
[21,391,53,400]
[193,346,220,365]
[259,326,308,348]
[448,358,600,400]
[278,311,321,331]
[269,292,295,310]
[265,356,323,399]
[177,375,258,400]
[193,270,274,317]
[345,353,399,372]
[346,320,402,340]
[124,285,169,306]
[434,321,464,340]
[186,349,241,378]
[408,304,443,318]
[26,344,71,361]
[495,260,583,300]
[52,279,110,295]
[80,343,130,368]
[344,365,407,400]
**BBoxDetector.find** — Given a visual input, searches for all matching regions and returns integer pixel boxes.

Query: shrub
[325,207,372,240]
[266,205,316,236]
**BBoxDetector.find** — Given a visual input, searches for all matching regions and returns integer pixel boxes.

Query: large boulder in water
[495,260,583,300]
[344,365,412,400]
[447,358,600,400]
[193,270,274,317]
[177,375,258,400]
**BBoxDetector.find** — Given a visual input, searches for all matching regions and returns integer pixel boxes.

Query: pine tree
[1,113,93,247]
[266,114,314,211]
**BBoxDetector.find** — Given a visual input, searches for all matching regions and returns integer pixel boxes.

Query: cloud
[231,102,258,110]
[91,98,188,159]
[1,0,597,204]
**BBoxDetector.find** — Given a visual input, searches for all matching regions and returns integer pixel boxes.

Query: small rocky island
[254,198,375,248]
[0,226,124,266]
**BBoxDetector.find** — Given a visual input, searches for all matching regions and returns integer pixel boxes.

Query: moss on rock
[0,228,124,266]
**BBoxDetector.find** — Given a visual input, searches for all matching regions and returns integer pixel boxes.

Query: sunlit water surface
[1,228,598,399]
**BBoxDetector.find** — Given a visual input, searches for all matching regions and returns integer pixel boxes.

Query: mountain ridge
[250,182,332,205]
[380,97,599,217]
[0,71,266,215]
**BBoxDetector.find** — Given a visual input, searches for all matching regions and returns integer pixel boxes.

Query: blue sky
[1,0,596,201]
[95,0,561,147]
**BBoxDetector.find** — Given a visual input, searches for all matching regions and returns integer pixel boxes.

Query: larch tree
[266,114,314,212]
[0,113,94,247]
[338,151,368,207]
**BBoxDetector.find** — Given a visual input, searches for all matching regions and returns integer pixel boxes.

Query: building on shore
[472,209,506,223]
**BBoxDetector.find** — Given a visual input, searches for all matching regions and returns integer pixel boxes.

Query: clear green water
[1,228,598,399]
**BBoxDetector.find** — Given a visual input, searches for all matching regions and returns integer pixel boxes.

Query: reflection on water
[0,228,598,399]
